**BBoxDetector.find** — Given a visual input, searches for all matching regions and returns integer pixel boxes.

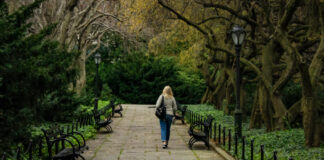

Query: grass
[185,104,324,160]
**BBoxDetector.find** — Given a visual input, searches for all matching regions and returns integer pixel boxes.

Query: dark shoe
[163,144,167,149]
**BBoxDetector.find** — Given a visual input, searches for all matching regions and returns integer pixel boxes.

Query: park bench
[188,115,214,149]
[1,145,27,160]
[59,126,89,153]
[92,100,114,132]
[112,103,123,117]
[42,126,85,160]
[173,105,187,124]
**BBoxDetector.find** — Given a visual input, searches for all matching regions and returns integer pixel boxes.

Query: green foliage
[102,51,205,104]
[0,1,79,152]
[186,105,324,160]
[85,32,205,104]
[282,81,302,108]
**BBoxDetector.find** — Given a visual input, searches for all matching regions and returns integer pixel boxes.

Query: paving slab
[82,105,224,160]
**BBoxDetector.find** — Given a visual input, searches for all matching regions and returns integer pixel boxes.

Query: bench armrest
[189,121,204,131]
[70,131,86,147]
[51,138,76,154]
[60,134,81,151]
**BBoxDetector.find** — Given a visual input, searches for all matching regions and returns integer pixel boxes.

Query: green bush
[186,105,324,160]
[102,51,205,104]
[0,0,79,152]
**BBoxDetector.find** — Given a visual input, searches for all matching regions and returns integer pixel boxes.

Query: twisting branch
[197,16,233,25]
[197,2,258,26]
[96,11,123,22]
[272,55,296,94]
[206,44,272,91]
[85,30,108,59]
[278,0,301,30]
[157,0,208,36]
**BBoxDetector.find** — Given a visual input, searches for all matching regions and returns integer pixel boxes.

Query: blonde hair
[162,86,174,98]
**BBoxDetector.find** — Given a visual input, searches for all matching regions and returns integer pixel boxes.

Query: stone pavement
[82,105,224,160]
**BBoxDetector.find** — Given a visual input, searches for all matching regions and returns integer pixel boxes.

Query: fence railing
[185,109,294,160]
[1,113,93,160]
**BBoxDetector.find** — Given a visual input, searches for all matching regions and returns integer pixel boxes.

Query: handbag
[155,96,166,119]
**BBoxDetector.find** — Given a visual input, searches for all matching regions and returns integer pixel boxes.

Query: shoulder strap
[161,96,164,107]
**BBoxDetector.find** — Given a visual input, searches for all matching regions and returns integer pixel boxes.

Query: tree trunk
[201,87,211,103]
[270,95,287,130]
[249,88,262,129]
[224,81,233,114]
[74,52,87,94]
[259,83,274,131]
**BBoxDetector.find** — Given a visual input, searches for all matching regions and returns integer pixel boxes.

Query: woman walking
[156,86,177,149]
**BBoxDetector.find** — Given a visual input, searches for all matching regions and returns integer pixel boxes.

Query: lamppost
[231,25,245,138]
[94,53,101,112]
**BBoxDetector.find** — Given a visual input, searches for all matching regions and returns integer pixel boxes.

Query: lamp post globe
[94,53,101,64]
[231,25,245,138]
[94,53,101,111]
[231,25,246,46]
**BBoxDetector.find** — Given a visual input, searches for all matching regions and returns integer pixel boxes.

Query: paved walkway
[82,105,224,160]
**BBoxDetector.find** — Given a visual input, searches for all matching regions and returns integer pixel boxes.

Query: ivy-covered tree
[0,0,79,152]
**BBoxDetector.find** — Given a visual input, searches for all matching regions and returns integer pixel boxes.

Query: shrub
[0,1,79,152]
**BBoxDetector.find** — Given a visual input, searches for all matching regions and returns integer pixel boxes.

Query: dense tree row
[155,0,323,147]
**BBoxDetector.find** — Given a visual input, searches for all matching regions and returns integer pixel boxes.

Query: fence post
[189,111,191,123]
[196,113,198,123]
[223,127,226,146]
[16,147,20,160]
[55,137,59,154]
[235,134,238,155]
[188,111,191,123]
[38,137,42,157]
[242,136,245,160]
[200,116,203,131]
[209,120,213,139]
[80,118,82,128]
[218,124,221,144]
[76,121,79,131]
[2,152,6,160]
[273,151,277,160]
[61,126,65,150]
[28,140,33,160]
[260,145,264,160]
[228,129,231,151]
[213,122,216,142]
[251,139,254,160]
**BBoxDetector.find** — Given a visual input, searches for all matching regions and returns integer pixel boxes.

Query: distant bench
[92,100,114,133]
[112,103,123,117]
[173,105,188,124]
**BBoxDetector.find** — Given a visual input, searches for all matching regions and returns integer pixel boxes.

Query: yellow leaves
[178,41,205,71]
[119,0,161,34]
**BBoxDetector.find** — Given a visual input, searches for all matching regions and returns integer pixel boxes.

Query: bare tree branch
[157,0,208,36]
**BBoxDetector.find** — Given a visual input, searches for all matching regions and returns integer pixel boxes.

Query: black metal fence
[185,109,295,160]
[1,114,93,160]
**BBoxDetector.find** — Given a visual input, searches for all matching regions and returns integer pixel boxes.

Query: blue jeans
[160,114,173,141]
